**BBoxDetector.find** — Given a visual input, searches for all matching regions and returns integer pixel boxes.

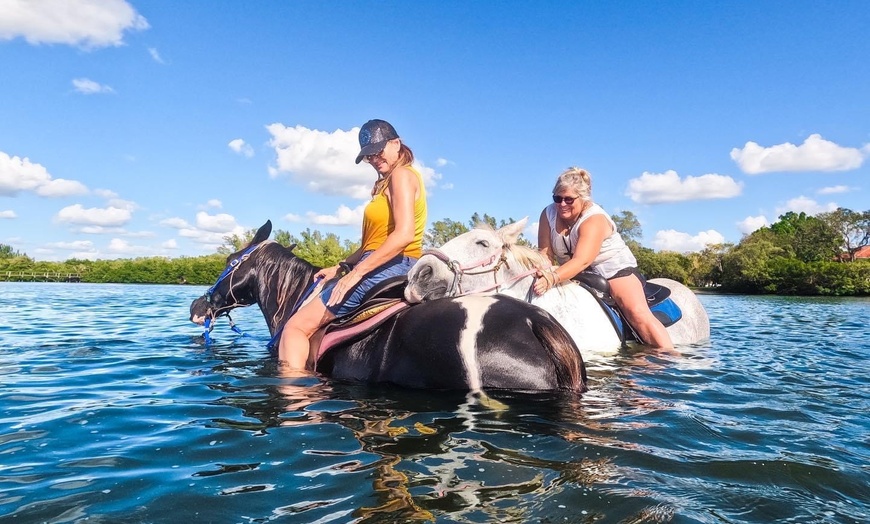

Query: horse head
[189,220,274,327]
[405,217,543,303]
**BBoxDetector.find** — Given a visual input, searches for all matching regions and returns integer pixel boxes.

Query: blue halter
[202,243,262,345]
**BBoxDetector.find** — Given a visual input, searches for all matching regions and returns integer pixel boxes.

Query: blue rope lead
[203,317,213,345]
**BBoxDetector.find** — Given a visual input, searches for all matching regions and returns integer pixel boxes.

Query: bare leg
[279,298,335,369]
[609,274,673,349]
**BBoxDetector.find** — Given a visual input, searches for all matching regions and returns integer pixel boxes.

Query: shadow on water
[187,342,672,523]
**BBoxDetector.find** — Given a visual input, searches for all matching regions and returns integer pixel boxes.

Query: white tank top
[546,202,637,279]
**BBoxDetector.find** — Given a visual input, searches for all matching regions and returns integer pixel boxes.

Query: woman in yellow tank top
[279,119,427,369]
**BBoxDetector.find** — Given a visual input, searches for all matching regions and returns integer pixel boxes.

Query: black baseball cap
[355,119,399,164]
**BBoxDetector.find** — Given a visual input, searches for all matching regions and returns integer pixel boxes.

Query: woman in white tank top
[536,167,672,349]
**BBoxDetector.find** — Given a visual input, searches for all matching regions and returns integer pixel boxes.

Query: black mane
[250,242,320,335]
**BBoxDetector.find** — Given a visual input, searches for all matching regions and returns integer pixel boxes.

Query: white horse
[404,218,710,361]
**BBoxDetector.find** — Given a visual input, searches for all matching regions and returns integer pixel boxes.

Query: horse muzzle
[189,295,214,326]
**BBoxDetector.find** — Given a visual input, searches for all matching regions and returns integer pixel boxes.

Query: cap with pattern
[355,119,399,164]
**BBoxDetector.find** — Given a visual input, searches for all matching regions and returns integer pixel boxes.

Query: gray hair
[552,167,592,202]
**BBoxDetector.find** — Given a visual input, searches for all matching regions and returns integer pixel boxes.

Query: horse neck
[253,246,320,334]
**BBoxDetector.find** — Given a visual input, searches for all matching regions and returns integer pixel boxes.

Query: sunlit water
[1,282,867,523]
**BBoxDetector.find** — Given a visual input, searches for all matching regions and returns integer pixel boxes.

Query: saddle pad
[317,300,409,361]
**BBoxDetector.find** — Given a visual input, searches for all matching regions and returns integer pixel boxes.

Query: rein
[423,245,539,297]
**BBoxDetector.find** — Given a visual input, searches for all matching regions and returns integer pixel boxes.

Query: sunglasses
[362,150,386,164]
[552,195,578,205]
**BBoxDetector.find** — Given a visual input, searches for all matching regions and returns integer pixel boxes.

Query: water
[1,283,867,523]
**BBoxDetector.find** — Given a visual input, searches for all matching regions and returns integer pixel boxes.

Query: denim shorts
[320,251,417,317]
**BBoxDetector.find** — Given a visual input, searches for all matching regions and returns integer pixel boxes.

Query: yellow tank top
[360,165,427,258]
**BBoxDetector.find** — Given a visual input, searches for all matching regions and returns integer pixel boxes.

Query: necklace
[557,202,588,257]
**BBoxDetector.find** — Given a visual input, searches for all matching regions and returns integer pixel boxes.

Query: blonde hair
[397,142,414,166]
[371,140,416,196]
[552,167,592,202]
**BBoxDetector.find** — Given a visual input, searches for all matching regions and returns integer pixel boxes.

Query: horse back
[319,296,587,392]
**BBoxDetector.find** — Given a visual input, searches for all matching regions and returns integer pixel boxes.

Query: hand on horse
[327,270,363,307]
[315,265,340,281]
[533,267,559,296]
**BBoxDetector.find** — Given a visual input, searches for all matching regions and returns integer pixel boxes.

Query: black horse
[189,221,587,392]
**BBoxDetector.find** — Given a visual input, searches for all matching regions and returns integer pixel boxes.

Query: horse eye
[476,240,490,248]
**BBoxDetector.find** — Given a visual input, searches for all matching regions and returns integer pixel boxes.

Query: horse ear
[252,220,272,245]
[497,217,529,245]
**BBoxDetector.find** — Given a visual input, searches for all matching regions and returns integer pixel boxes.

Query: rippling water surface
[1,283,868,523]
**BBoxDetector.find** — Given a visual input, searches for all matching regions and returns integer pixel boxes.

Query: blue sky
[1,1,867,261]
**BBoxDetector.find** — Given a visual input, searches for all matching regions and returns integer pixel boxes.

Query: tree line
[1,207,867,295]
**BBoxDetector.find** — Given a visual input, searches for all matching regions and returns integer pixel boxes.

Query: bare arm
[537,208,554,263]
[534,213,611,295]
[351,166,417,274]
[325,166,418,306]
[556,214,610,280]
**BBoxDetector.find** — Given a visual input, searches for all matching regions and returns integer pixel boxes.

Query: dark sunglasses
[552,195,577,205]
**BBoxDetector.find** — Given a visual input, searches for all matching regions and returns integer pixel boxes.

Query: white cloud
[228,138,254,157]
[737,215,769,235]
[775,196,838,216]
[0,210,17,219]
[0,152,88,197]
[195,211,241,233]
[160,217,191,229]
[441,182,454,190]
[161,239,178,249]
[267,123,442,200]
[55,204,132,227]
[148,47,164,63]
[36,178,89,197]
[72,78,115,95]
[817,185,852,195]
[435,157,453,167]
[107,238,136,253]
[159,212,245,248]
[206,199,222,209]
[302,203,367,227]
[653,229,726,253]
[78,225,125,234]
[525,221,539,243]
[626,170,743,204]
[47,240,95,251]
[730,134,867,174]
[69,250,98,260]
[0,0,149,49]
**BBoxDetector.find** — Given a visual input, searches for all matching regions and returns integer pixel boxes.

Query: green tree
[720,230,785,292]
[217,228,259,255]
[425,214,532,248]
[686,243,732,287]
[611,210,642,244]
[284,229,359,267]
[769,211,841,263]
[818,207,870,261]
[0,244,23,259]
[424,218,469,248]
[634,248,690,283]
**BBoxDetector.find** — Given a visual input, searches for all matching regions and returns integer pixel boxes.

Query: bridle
[422,243,539,297]
[200,242,265,344]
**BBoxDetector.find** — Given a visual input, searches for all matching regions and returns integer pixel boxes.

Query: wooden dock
[1,271,82,282]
